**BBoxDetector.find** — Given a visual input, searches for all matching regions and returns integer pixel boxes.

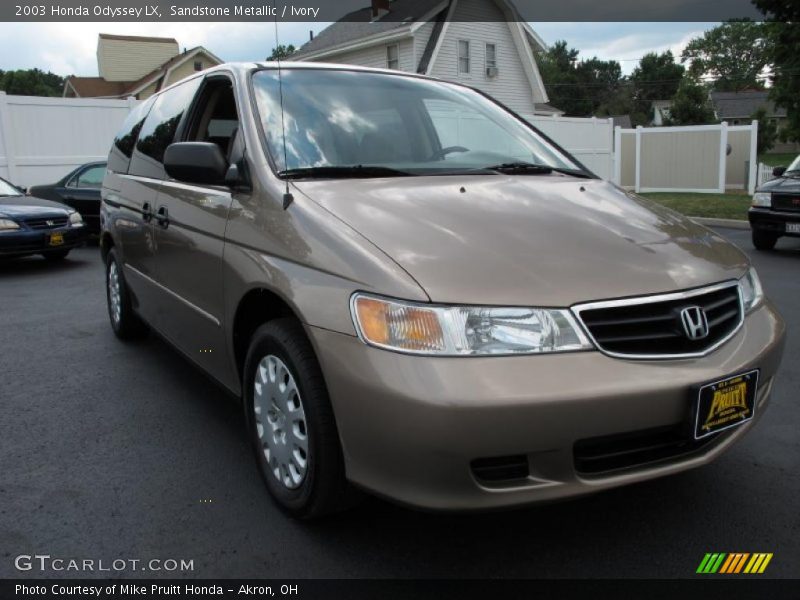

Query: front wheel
[752,229,778,251]
[244,319,355,518]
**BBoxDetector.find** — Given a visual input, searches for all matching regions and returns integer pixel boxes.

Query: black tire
[42,249,70,261]
[105,248,147,340]
[752,230,778,251]
[243,318,355,519]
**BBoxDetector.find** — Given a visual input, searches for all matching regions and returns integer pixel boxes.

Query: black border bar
[3,0,766,22]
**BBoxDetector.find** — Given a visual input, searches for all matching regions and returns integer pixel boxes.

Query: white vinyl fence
[614,121,759,195]
[0,92,137,187]
[524,115,614,180]
[756,162,776,188]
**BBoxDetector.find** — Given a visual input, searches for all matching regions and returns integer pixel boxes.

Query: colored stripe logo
[697,553,773,574]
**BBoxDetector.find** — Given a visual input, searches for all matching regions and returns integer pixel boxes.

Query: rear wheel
[244,318,355,518]
[42,249,70,261]
[105,248,147,339]
[752,229,778,251]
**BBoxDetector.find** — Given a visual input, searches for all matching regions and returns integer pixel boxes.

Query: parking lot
[1,228,798,579]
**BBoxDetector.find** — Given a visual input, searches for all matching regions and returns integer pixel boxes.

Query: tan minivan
[101,63,785,518]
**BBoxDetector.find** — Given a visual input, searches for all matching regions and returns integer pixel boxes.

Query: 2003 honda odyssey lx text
[101,63,785,518]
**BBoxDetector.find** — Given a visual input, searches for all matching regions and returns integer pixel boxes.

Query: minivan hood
[294,175,748,306]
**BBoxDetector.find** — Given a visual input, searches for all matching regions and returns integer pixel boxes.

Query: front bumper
[0,226,88,257]
[749,207,800,237]
[307,301,785,511]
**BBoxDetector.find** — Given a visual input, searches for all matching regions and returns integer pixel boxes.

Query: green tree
[267,44,296,61]
[664,79,716,125]
[754,0,800,143]
[0,68,64,96]
[537,41,625,117]
[629,51,684,125]
[751,107,778,154]
[680,21,769,92]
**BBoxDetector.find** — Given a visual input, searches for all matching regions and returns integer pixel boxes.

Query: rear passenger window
[128,77,202,179]
[107,97,155,174]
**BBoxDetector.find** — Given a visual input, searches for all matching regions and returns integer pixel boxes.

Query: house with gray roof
[710,90,797,153]
[291,0,560,117]
[710,90,786,125]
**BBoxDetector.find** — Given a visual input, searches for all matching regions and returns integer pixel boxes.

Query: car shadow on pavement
[0,253,93,276]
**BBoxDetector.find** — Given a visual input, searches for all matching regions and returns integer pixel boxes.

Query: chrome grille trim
[571,280,744,360]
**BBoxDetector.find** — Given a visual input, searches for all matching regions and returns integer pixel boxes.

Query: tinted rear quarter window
[107,97,156,174]
[128,77,203,180]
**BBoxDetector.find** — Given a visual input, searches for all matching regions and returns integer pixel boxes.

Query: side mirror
[773,166,787,178]
[164,142,228,185]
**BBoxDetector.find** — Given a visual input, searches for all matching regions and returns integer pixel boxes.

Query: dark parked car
[749,155,800,250]
[27,161,106,234]
[0,176,88,260]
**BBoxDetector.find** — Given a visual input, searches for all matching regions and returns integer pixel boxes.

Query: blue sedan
[0,176,89,261]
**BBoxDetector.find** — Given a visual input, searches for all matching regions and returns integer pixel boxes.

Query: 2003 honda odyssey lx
[101,63,785,518]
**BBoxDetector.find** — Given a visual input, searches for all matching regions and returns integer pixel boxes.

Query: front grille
[471,455,529,484]
[574,425,724,475]
[24,216,68,230]
[574,282,742,358]
[772,193,800,213]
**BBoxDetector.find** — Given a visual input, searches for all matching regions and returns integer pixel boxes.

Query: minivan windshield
[252,68,585,178]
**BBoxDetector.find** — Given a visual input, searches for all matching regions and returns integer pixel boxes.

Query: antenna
[273,2,293,209]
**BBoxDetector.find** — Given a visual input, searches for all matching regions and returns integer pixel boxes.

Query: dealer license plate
[694,370,759,439]
[787,223,800,234]
[49,232,64,246]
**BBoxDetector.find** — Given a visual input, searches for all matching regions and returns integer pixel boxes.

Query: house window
[457,40,470,75]
[485,43,497,71]
[386,44,399,70]
[194,60,203,71]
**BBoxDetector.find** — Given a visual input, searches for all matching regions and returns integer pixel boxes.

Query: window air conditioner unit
[486,66,498,77]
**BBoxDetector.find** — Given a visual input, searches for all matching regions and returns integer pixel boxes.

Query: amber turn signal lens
[353,296,445,352]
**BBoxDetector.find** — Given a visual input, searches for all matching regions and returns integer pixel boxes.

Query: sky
[0,21,715,78]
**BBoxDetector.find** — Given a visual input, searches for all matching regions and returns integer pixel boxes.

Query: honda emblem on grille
[680,306,709,341]
[46,220,54,226]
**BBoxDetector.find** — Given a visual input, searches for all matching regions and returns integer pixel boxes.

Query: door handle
[142,202,153,223]
[156,205,169,229]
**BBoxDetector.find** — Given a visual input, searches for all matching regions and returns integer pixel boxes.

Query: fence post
[748,120,759,195]
[634,125,642,193]
[718,121,728,193]
[613,126,622,185]
[0,91,17,183]
[126,95,137,112]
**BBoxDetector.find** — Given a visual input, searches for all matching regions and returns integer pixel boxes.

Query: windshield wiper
[481,162,593,179]
[278,165,413,179]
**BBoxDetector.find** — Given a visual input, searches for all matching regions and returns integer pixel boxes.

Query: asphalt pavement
[1,229,798,579]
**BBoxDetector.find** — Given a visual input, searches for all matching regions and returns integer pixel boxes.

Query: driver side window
[185,78,240,161]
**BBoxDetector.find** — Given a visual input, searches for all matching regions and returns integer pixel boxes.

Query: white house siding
[97,38,178,82]
[321,37,415,72]
[428,0,538,115]
[413,20,436,70]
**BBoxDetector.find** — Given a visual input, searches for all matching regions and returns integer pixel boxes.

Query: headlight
[740,267,764,313]
[0,218,20,231]
[69,212,84,226]
[752,192,771,208]
[351,293,593,355]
